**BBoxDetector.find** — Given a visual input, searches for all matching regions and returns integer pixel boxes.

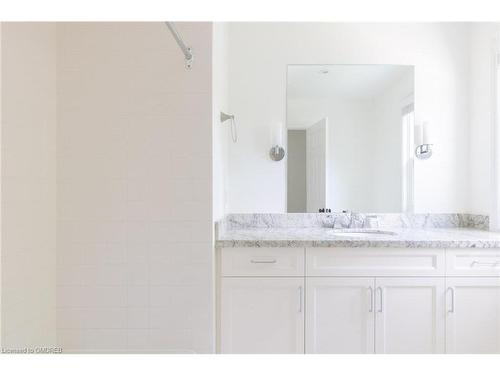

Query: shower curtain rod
[165,22,193,69]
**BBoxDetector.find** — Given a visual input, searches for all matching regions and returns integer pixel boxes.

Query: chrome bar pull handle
[298,286,303,313]
[250,258,277,264]
[447,287,455,313]
[368,286,374,312]
[377,287,383,313]
[471,260,499,267]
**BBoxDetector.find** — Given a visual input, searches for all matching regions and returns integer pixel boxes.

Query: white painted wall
[1,23,57,347]
[468,23,500,216]
[226,23,472,213]
[56,22,214,353]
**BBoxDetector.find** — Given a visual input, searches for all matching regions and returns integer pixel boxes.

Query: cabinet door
[306,277,375,353]
[446,278,500,353]
[375,278,445,354]
[220,277,304,354]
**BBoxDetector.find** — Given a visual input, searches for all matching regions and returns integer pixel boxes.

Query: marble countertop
[216,227,500,248]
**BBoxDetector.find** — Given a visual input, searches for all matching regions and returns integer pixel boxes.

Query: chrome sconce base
[269,145,285,161]
[415,144,433,160]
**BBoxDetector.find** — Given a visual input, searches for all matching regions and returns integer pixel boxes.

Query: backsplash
[219,213,489,232]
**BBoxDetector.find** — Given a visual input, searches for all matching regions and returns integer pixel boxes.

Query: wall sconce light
[269,122,285,161]
[415,121,433,160]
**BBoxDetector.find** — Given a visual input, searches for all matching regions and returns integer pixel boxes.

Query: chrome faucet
[332,210,353,228]
[365,214,380,228]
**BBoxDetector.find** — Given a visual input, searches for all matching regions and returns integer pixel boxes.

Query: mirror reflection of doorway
[306,118,328,213]
[287,118,328,213]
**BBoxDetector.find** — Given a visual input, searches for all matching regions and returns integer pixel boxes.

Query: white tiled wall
[56,22,214,353]
[1,23,57,347]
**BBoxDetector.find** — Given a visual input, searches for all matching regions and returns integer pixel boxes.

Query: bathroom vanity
[215,58,500,355]
[215,214,500,354]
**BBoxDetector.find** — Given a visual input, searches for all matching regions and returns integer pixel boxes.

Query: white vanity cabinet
[306,247,445,277]
[445,249,500,354]
[220,277,304,354]
[306,277,375,353]
[305,248,446,354]
[374,277,445,353]
[445,278,500,353]
[305,277,446,354]
[219,247,305,354]
[218,247,500,354]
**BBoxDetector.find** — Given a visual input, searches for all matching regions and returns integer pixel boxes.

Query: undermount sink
[330,229,397,237]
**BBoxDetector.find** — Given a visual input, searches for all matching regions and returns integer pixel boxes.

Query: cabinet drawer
[220,247,304,277]
[446,249,500,276]
[306,247,445,276]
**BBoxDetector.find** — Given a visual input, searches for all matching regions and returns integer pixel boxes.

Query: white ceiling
[287,64,413,100]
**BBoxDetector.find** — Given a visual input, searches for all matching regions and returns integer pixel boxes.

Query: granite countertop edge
[215,239,500,248]
[215,227,500,249]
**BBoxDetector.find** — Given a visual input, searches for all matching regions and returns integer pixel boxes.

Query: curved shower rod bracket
[165,22,193,70]
[184,48,193,70]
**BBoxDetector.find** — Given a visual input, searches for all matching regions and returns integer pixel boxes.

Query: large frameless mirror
[286,64,415,213]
